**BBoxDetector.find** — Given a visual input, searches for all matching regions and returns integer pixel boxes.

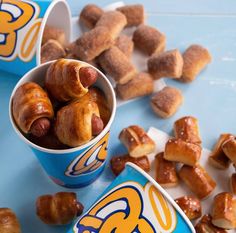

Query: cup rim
[126,162,196,233]
[36,0,72,66]
[9,59,117,154]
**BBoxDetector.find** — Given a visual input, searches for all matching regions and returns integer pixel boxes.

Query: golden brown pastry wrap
[12,82,54,134]
[0,208,21,233]
[36,192,83,225]
[55,98,100,147]
[45,59,94,102]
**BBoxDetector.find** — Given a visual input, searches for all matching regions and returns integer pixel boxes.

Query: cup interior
[9,59,116,154]
[36,0,71,65]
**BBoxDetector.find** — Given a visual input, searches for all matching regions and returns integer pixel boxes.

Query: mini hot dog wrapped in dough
[133,25,166,56]
[45,59,98,102]
[95,11,127,39]
[42,25,66,46]
[55,99,103,147]
[179,164,216,200]
[175,196,202,220]
[180,45,212,82]
[195,214,227,233]
[209,134,234,169]
[36,192,84,225]
[115,35,134,58]
[98,46,136,84]
[150,86,183,118]
[12,82,54,138]
[110,154,150,176]
[222,137,236,165]
[116,72,154,100]
[212,192,236,229]
[79,4,104,29]
[117,4,144,27]
[119,125,155,158]
[75,26,113,61]
[41,39,66,64]
[155,152,178,188]
[84,87,111,126]
[0,208,21,233]
[164,138,201,166]
[174,116,202,145]
[148,49,183,80]
[230,173,236,195]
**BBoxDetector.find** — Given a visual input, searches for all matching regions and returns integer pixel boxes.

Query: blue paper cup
[0,0,71,75]
[9,60,116,188]
[69,163,195,233]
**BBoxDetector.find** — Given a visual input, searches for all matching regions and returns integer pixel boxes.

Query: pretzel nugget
[119,125,155,158]
[150,86,183,118]
[98,46,136,84]
[79,4,104,29]
[133,25,166,56]
[75,26,113,61]
[222,137,236,165]
[195,214,227,233]
[175,196,202,220]
[42,25,66,45]
[180,45,212,82]
[110,154,150,176]
[115,35,134,58]
[164,138,201,166]
[117,4,144,27]
[230,173,236,195]
[209,134,234,169]
[116,72,154,100]
[148,49,183,80]
[155,152,178,188]
[95,11,127,39]
[174,116,202,145]
[41,40,66,64]
[179,164,216,200]
[212,192,236,229]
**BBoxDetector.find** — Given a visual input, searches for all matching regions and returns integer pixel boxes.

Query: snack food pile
[3,2,235,233]
[41,3,211,118]
[110,116,236,231]
[12,59,111,149]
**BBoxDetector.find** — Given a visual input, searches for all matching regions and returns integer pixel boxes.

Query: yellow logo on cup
[74,182,177,233]
[0,0,41,61]
[65,132,110,176]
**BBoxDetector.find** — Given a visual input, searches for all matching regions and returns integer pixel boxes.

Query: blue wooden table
[1,1,236,233]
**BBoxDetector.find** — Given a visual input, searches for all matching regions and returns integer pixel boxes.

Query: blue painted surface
[1,1,236,233]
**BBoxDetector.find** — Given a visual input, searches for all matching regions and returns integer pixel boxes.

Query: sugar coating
[115,35,134,58]
[98,46,136,85]
[79,4,104,29]
[133,25,166,56]
[117,4,144,27]
[95,11,127,39]
[75,26,113,61]
[148,49,183,79]
[180,44,211,82]
[151,86,183,118]
[116,72,154,100]
[41,39,65,64]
